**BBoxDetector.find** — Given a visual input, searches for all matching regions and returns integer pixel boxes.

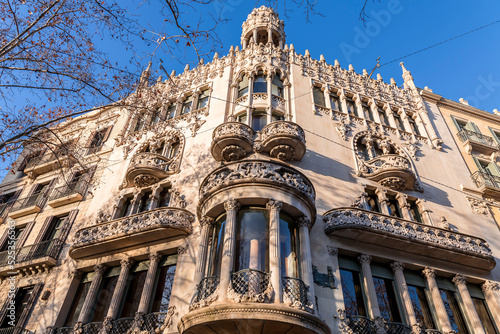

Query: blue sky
[2,0,500,178]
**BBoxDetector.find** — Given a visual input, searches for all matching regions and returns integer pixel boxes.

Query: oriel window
[253,71,267,93]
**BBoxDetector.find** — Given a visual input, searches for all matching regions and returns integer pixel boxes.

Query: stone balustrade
[324,208,494,271]
[211,122,254,161]
[357,154,416,191]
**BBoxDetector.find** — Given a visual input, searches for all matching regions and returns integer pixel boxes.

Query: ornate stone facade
[3,6,500,334]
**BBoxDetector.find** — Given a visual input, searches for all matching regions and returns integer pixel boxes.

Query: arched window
[271,74,283,97]
[238,75,249,98]
[253,71,267,93]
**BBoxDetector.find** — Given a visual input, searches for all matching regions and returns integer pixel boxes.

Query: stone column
[385,104,397,130]
[417,108,440,148]
[322,84,332,110]
[396,193,412,220]
[416,199,434,226]
[481,281,500,325]
[218,199,240,301]
[267,28,272,44]
[130,193,141,215]
[106,258,134,320]
[78,264,107,324]
[284,80,292,120]
[357,192,370,210]
[327,247,340,289]
[422,268,453,333]
[453,275,486,334]
[400,108,411,133]
[193,217,215,286]
[298,216,315,312]
[248,76,254,124]
[353,94,365,119]
[358,254,382,319]
[267,74,273,124]
[375,188,390,215]
[137,252,162,314]
[267,199,282,303]
[391,262,419,333]
[150,185,162,209]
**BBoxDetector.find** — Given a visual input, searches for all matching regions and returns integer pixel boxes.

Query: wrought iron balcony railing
[0,239,63,268]
[0,327,33,334]
[324,208,494,271]
[192,275,219,308]
[347,315,376,334]
[385,322,411,334]
[457,128,498,148]
[0,200,15,220]
[471,170,500,190]
[49,181,88,201]
[86,145,103,156]
[25,153,57,170]
[228,269,273,303]
[48,312,170,334]
[282,276,312,312]
[9,191,46,214]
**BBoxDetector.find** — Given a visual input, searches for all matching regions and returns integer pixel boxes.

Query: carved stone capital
[297,216,311,228]
[200,216,215,227]
[94,264,107,276]
[68,269,83,280]
[266,199,282,211]
[390,261,404,273]
[422,267,435,279]
[358,254,372,265]
[452,274,467,286]
[178,244,189,255]
[149,252,162,263]
[482,280,500,292]
[327,247,338,256]
[224,199,240,212]
[120,258,134,269]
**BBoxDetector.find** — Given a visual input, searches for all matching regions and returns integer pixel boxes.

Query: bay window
[253,71,267,93]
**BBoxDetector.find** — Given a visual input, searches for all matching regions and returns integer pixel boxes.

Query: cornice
[436,98,500,127]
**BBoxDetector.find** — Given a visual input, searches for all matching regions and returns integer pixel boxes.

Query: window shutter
[0,189,22,220]
[79,167,97,195]
[102,126,114,143]
[17,220,35,248]
[34,216,55,244]
[464,121,479,133]
[0,287,18,324]
[38,178,58,208]
[487,162,500,177]
[85,131,97,149]
[59,209,79,243]
[450,115,463,131]
[488,127,500,144]
[472,156,486,173]
[16,283,43,331]
[0,229,9,250]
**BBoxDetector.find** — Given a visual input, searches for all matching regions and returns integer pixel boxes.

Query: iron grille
[282,276,309,306]
[424,330,443,334]
[10,191,45,212]
[53,328,72,334]
[81,322,102,334]
[457,128,497,147]
[49,181,88,201]
[385,322,411,334]
[110,318,134,334]
[0,239,63,268]
[231,269,270,297]
[142,312,167,332]
[347,315,376,334]
[471,170,500,189]
[194,276,219,303]
[0,327,32,334]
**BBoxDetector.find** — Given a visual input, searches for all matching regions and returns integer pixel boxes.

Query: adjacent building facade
[1,6,500,334]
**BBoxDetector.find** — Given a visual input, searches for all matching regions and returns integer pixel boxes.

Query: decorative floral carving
[260,121,305,143]
[323,209,493,259]
[222,145,247,161]
[269,144,295,160]
[72,208,194,248]
[200,160,315,202]
[334,121,351,141]
[378,176,406,191]
[133,174,159,188]
[467,197,491,216]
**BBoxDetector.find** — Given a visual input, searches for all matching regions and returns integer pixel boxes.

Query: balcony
[8,192,46,218]
[471,171,500,199]
[124,152,176,188]
[47,181,88,208]
[69,207,194,259]
[323,208,495,272]
[0,328,33,334]
[185,269,324,334]
[0,239,63,276]
[357,154,416,191]
[339,315,412,334]
[260,121,306,161]
[457,129,499,155]
[24,153,66,176]
[0,200,15,223]
[48,312,171,334]
[211,122,254,161]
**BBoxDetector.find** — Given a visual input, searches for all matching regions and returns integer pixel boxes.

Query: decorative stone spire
[241,6,286,49]
[400,62,415,90]
[139,61,152,88]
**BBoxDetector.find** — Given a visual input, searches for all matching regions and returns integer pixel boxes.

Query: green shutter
[450,115,463,131]
[487,162,500,177]
[488,127,500,144]
[472,156,486,173]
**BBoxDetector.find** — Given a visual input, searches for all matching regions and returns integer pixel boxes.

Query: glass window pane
[440,289,469,334]
[252,112,267,132]
[235,208,269,272]
[253,75,267,93]
[472,297,498,334]
[91,275,119,322]
[279,213,299,278]
[119,269,148,318]
[313,87,325,107]
[166,104,177,119]
[407,285,436,329]
[64,281,91,327]
[373,277,401,322]
[151,265,176,313]
[208,215,226,276]
[340,269,367,316]
[238,75,249,98]
[271,75,283,97]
